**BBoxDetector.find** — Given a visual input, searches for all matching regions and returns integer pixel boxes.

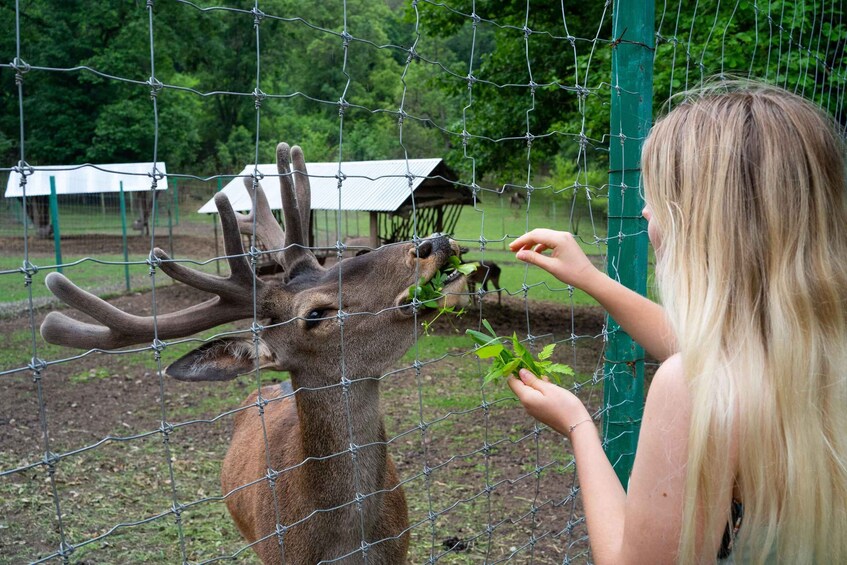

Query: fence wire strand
[2,1,846,564]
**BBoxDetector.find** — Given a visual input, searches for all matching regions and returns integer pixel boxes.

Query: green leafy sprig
[467,319,575,385]
[408,256,477,334]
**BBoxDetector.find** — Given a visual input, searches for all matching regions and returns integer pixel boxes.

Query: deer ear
[166,337,277,381]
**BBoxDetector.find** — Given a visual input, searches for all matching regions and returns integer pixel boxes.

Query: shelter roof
[4,163,168,197]
[198,158,470,214]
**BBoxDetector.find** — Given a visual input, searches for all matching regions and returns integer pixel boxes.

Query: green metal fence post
[171,177,179,226]
[604,0,654,487]
[48,176,62,273]
[119,182,131,291]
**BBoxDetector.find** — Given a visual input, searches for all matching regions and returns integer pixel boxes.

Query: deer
[39,143,470,564]
[131,191,151,236]
[466,260,502,306]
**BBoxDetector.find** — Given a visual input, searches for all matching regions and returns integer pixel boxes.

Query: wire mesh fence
[0,1,844,564]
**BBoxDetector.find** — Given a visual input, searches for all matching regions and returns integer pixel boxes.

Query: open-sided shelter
[3,162,168,238]
[199,158,473,260]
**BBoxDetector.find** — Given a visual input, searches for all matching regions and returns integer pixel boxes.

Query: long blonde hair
[641,82,847,563]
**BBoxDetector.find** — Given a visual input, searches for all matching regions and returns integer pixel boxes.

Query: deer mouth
[396,258,470,316]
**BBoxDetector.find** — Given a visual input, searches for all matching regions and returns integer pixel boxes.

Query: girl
[509,84,847,563]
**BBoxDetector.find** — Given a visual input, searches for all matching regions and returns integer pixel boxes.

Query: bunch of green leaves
[467,320,575,385]
[408,256,477,334]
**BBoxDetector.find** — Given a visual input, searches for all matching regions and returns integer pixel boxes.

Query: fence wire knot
[248,245,262,263]
[11,57,30,84]
[58,540,75,558]
[336,310,348,326]
[20,260,37,281]
[147,76,164,99]
[251,170,265,184]
[147,251,162,269]
[251,7,265,26]
[42,450,60,470]
[253,88,267,109]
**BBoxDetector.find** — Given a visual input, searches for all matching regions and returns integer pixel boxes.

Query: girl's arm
[510,229,676,361]
[508,358,696,564]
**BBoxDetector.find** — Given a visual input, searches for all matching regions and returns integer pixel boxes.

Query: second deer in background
[467,260,502,306]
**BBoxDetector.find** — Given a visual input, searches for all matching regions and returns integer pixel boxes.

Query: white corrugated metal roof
[198,158,445,214]
[4,163,167,197]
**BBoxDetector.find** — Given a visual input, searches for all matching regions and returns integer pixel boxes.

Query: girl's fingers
[516,249,558,272]
[518,368,546,389]
[510,229,554,251]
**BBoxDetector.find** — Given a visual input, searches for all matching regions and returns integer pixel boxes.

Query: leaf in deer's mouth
[408,256,477,310]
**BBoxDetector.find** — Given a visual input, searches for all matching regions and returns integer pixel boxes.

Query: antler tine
[290,145,312,244]
[156,193,259,294]
[40,193,265,350]
[236,176,286,267]
[41,276,253,350]
[277,143,321,273]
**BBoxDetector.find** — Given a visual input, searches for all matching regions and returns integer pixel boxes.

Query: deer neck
[289,371,388,497]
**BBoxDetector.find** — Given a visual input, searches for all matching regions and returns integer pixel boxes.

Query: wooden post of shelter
[369,211,379,248]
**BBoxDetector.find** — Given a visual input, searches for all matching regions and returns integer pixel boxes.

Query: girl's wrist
[568,417,594,434]
[577,265,607,296]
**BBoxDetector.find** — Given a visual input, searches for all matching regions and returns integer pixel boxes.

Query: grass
[0,433,254,564]
[0,254,170,306]
[0,194,607,564]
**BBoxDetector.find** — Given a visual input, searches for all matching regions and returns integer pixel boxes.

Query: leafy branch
[467,319,574,385]
[408,256,477,334]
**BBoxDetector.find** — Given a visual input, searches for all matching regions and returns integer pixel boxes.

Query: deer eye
[305,309,325,329]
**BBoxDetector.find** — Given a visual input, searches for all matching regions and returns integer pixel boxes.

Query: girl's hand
[508,368,592,439]
[509,229,600,289]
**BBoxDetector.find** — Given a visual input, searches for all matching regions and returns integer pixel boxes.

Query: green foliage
[1,0,843,183]
[467,319,574,385]
[408,256,476,334]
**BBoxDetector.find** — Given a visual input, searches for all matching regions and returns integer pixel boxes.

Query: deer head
[40,143,468,384]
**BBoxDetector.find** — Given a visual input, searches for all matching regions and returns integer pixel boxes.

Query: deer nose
[416,234,452,259]
[416,239,434,259]
[426,233,455,257]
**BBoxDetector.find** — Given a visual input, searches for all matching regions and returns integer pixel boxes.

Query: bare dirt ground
[0,233,610,564]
